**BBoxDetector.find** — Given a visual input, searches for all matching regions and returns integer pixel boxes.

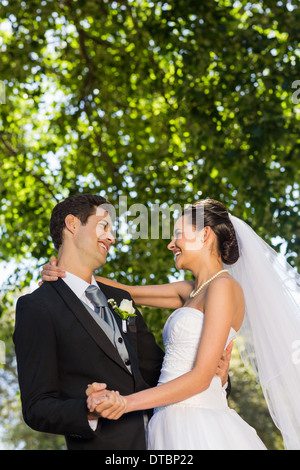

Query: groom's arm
[13,293,96,439]
[216,341,233,397]
[133,305,165,388]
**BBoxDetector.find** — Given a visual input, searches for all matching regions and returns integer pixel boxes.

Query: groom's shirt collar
[62,271,99,309]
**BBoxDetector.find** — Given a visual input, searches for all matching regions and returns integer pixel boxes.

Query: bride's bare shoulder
[206,274,245,310]
[209,274,245,329]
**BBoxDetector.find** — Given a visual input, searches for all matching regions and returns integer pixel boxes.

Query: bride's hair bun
[183,199,239,265]
[219,223,239,265]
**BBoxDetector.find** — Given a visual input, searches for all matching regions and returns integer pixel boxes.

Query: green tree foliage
[0,0,299,449]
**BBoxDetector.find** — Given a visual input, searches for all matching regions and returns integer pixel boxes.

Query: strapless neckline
[168,306,238,334]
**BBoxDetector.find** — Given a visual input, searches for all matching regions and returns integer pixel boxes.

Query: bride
[43,199,300,450]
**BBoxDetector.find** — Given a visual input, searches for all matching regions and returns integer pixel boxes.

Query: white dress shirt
[62,271,99,310]
[62,271,100,431]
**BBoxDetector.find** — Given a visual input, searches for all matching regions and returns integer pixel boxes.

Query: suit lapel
[96,282,141,379]
[49,279,130,374]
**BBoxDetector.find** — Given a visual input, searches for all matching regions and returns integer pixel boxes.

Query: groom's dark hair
[50,193,111,250]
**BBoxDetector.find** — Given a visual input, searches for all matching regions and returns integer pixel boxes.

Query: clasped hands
[86,341,233,421]
[87,383,127,421]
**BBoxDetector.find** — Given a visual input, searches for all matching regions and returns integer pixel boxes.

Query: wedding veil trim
[227,215,300,450]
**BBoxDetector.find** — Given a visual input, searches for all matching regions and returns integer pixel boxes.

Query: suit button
[118,337,123,343]
[125,359,131,366]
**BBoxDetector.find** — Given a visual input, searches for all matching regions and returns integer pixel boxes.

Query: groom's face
[74,206,115,270]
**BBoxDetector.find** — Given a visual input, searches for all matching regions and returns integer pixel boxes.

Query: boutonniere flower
[108,298,136,333]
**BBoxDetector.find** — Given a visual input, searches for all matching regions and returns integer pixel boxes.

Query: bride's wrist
[124,395,135,413]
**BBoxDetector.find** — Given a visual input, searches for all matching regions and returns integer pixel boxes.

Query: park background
[0,0,299,450]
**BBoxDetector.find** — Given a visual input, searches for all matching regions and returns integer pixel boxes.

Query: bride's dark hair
[182,199,239,265]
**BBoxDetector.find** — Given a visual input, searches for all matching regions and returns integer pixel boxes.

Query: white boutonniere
[108,298,136,333]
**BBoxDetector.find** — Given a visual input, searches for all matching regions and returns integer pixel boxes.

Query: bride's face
[168,216,204,271]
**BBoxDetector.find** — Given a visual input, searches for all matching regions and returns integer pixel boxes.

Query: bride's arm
[41,257,194,309]
[95,275,193,309]
[88,278,236,414]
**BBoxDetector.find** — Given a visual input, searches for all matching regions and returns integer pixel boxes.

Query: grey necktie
[85,285,132,374]
[85,285,114,330]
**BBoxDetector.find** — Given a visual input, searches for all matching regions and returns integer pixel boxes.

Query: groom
[13,194,165,450]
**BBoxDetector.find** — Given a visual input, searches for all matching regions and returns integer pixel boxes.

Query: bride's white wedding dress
[147,307,267,450]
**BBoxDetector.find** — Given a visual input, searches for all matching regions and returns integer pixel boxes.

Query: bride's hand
[86,383,127,420]
[39,256,66,284]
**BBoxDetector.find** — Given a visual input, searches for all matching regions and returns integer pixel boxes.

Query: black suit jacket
[13,279,164,450]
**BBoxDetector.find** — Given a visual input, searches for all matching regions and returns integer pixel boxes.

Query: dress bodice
[148,307,267,450]
[156,307,237,410]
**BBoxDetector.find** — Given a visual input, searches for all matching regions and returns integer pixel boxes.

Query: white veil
[227,215,300,450]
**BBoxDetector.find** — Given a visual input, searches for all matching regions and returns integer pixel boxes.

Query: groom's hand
[216,341,233,386]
